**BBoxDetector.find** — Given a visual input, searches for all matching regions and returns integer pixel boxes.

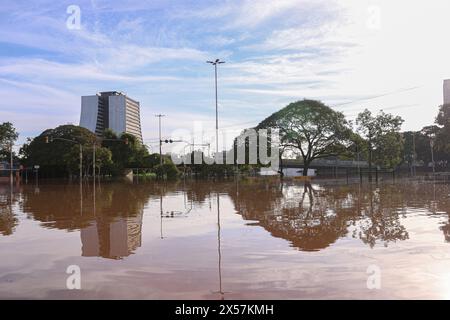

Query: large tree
[22,125,109,177]
[23,125,95,177]
[436,104,450,154]
[0,122,19,161]
[256,99,353,176]
[356,109,404,175]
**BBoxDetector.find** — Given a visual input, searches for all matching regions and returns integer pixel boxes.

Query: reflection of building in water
[81,214,143,259]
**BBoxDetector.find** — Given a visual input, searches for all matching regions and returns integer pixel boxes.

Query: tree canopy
[21,125,177,178]
[356,109,404,170]
[0,122,19,161]
[22,125,104,177]
[256,99,353,175]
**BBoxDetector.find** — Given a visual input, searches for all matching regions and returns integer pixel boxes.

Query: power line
[144,85,424,141]
[332,86,422,109]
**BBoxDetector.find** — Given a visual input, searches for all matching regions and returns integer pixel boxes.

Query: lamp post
[9,141,13,187]
[93,142,96,180]
[430,138,436,174]
[207,59,225,156]
[155,114,166,166]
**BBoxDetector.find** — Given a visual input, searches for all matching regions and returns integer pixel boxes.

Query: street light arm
[49,137,80,145]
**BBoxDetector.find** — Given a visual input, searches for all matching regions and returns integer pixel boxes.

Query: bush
[153,162,180,179]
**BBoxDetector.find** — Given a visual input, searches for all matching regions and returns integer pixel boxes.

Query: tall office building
[444,80,450,105]
[80,91,143,143]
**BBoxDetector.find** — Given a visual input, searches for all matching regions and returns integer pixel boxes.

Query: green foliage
[356,109,404,169]
[435,104,450,154]
[436,104,450,127]
[22,125,97,177]
[373,132,404,168]
[0,122,18,145]
[22,126,177,178]
[143,153,163,168]
[153,162,180,179]
[101,130,152,174]
[0,122,19,161]
[256,99,353,175]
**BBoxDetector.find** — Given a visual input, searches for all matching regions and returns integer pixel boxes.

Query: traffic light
[164,139,173,143]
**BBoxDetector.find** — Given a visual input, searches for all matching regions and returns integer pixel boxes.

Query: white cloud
[0,59,182,82]
[1,0,450,143]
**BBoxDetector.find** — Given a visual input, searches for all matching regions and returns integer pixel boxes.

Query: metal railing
[283,159,369,168]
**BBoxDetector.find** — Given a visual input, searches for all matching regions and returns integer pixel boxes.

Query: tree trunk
[368,138,373,182]
[303,159,310,177]
[278,149,284,177]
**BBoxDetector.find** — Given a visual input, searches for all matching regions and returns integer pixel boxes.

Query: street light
[7,141,29,186]
[430,138,436,174]
[207,59,225,156]
[155,114,166,166]
[9,140,13,187]
[46,136,130,180]
[422,128,437,175]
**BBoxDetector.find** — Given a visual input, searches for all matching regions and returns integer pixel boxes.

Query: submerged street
[1,178,450,299]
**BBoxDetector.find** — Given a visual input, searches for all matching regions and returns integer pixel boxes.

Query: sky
[1,0,450,152]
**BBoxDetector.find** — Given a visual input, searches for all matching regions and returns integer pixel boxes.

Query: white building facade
[444,79,450,105]
[80,91,143,143]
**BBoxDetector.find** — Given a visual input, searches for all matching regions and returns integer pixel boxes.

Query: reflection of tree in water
[20,182,180,230]
[429,184,450,242]
[367,181,450,243]
[355,185,409,248]
[8,178,450,253]
[228,180,359,251]
[0,190,18,236]
[184,181,214,204]
[0,185,20,236]
[20,181,182,259]
[229,179,411,251]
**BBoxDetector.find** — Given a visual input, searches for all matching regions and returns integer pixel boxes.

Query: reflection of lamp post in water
[421,127,437,175]
[160,194,164,239]
[9,141,13,188]
[217,194,223,298]
[212,193,228,299]
[430,138,436,174]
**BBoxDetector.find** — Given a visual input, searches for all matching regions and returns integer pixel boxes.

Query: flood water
[1,178,450,299]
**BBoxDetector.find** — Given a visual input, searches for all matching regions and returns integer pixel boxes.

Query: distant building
[444,80,450,105]
[80,91,143,143]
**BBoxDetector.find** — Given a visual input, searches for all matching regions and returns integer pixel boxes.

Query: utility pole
[207,59,225,156]
[155,114,165,165]
[93,142,96,180]
[79,144,83,179]
[430,138,436,174]
[412,132,416,176]
[10,141,13,187]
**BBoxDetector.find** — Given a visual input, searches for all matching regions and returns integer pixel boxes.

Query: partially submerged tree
[0,122,19,161]
[356,109,404,175]
[256,99,353,176]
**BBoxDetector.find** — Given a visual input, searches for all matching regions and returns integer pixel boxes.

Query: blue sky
[1,0,450,151]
